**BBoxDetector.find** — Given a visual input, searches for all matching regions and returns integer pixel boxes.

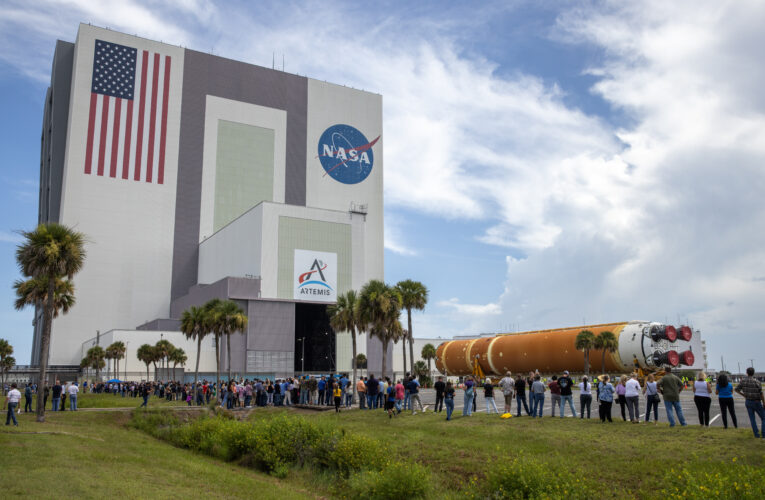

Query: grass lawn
[252,408,765,499]
[0,410,313,499]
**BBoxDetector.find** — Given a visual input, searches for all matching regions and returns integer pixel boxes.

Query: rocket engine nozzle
[678,350,695,366]
[650,325,677,342]
[677,326,693,342]
[652,350,679,367]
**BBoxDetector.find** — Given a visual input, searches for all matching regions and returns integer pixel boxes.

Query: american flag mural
[84,39,171,184]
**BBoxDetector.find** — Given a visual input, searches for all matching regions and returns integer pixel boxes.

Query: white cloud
[439,297,501,316]
[0,230,23,244]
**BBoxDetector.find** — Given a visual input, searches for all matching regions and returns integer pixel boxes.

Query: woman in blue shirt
[715,373,737,429]
[598,374,615,423]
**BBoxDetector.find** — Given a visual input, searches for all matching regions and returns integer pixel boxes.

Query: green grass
[0,410,312,499]
[250,408,765,499]
[22,392,188,409]
[3,405,764,499]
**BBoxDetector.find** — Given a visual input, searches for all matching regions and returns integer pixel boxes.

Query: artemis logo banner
[294,249,337,302]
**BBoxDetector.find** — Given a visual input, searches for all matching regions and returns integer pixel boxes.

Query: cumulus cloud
[439,297,501,316]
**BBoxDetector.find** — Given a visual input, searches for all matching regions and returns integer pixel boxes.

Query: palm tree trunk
[194,334,201,402]
[215,334,221,402]
[381,338,388,381]
[36,279,56,422]
[146,362,150,382]
[602,350,606,374]
[402,341,407,378]
[227,333,232,382]
[407,308,415,374]
[351,327,358,405]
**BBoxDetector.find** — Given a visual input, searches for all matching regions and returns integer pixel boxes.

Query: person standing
[332,382,342,413]
[434,376,446,413]
[318,376,326,406]
[715,373,737,429]
[578,376,592,419]
[366,374,379,410]
[515,374,531,417]
[484,378,499,414]
[558,371,576,417]
[408,376,424,415]
[735,366,765,438]
[356,377,366,410]
[692,371,712,427]
[531,375,546,418]
[462,376,475,417]
[4,383,21,426]
[526,372,535,411]
[498,371,515,414]
[394,379,405,413]
[139,382,150,408]
[548,376,561,417]
[657,367,687,427]
[385,378,397,419]
[597,375,614,422]
[444,381,455,421]
[625,373,641,423]
[643,374,660,423]
[615,376,628,421]
[24,384,33,413]
[68,382,79,411]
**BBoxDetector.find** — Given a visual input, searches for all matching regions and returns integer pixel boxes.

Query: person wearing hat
[558,370,576,417]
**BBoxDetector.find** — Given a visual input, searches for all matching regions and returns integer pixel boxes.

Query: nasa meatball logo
[317,124,379,184]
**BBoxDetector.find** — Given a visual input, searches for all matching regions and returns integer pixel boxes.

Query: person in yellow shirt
[333,383,342,413]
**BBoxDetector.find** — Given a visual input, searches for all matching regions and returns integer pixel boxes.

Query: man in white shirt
[498,371,516,413]
[624,373,641,423]
[68,382,80,411]
[5,383,22,426]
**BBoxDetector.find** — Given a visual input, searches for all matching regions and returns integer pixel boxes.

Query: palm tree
[413,360,428,380]
[203,299,223,398]
[13,276,76,317]
[169,348,187,381]
[421,343,436,381]
[575,330,597,376]
[109,341,126,380]
[155,340,174,380]
[327,290,361,404]
[180,305,209,396]
[86,345,106,381]
[359,280,402,380]
[0,339,14,388]
[15,223,86,422]
[355,353,367,369]
[216,300,248,383]
[395,280,428,375]
[104,346,115,379]
[136,344,155,381]
[593,331,618,374]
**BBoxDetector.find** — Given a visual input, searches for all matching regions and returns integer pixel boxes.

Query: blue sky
[1,0,765,372]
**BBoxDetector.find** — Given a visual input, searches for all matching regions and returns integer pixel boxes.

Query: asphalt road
[396,388,754,429]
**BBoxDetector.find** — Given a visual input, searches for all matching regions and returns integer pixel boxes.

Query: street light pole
[125,341,129,381]
[301,337,305,374]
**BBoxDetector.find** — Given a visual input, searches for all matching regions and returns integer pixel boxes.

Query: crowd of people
[5,367,765,439]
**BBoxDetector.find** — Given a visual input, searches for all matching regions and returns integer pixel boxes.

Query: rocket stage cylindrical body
[435,321,703,376]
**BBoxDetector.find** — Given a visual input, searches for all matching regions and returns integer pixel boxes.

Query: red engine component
[677,326,692,342]
[678,350,695,366]
[651,325,677,342]
[653,350,679,367]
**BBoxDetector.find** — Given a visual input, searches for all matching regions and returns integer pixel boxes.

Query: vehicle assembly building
[35,24,386,380]
[435,321,705,377]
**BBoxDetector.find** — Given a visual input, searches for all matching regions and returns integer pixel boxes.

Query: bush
[129,408,180,438]
[479,456,596,500]
[346,462,430,500]
[659,462,765,500]
[326,432,387,475]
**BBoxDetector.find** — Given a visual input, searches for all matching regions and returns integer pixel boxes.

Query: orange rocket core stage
[435,323,629,376]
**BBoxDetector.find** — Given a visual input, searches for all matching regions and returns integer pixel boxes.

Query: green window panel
[277,217,352,300]
[214,120,274,232]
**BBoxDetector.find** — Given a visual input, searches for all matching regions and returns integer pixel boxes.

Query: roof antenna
[282,53,285,72]
[272,52,275,70]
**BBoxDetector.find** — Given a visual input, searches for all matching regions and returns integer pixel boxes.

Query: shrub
[326,432,387,476]
[345,462,430,500]
[129,408,180,438]
[479,456,596,500]
[659,463,765,500]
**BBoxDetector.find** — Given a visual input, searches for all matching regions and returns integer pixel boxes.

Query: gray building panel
[247,301,295,352]
[365,333,393,377]
[171,49,308,300]
[33,39,75,364]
